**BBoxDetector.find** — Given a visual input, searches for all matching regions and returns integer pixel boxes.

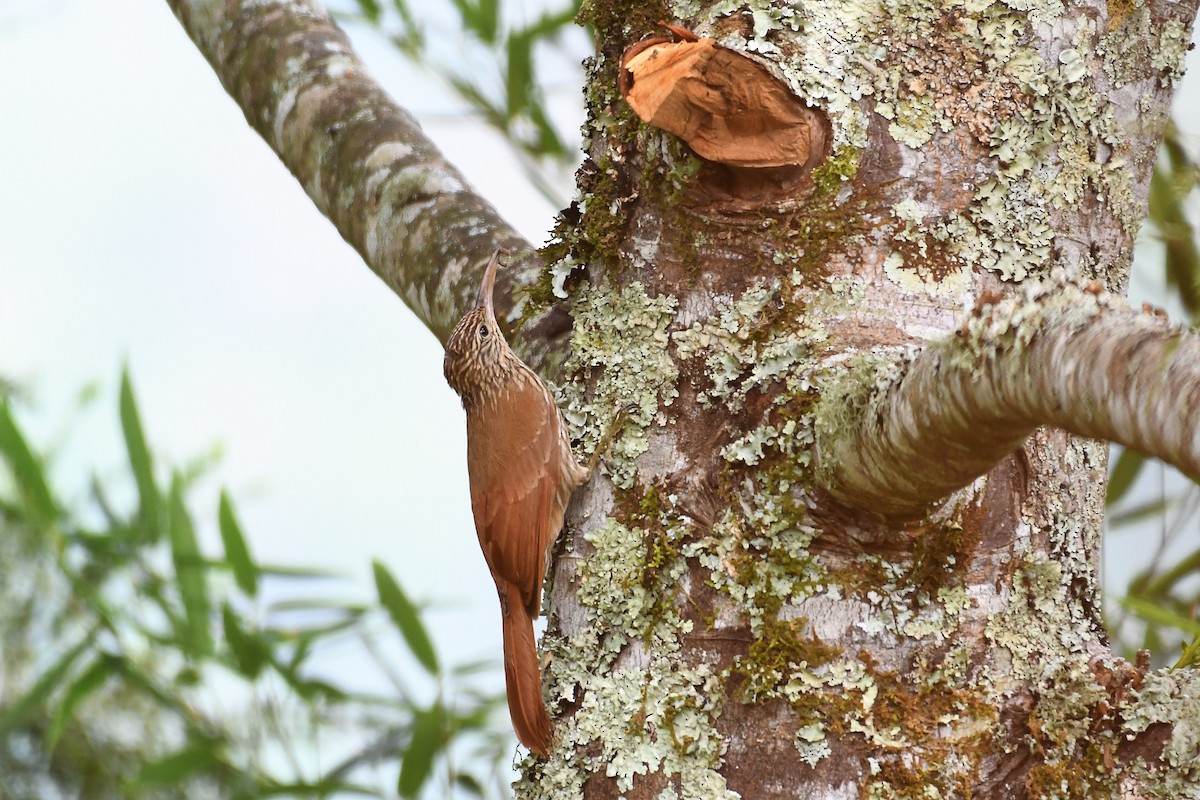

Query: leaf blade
[120,368,161,538]
[0,399,57,529]
[169,475,213,657]
[46,654,118,748]
[373,560,438,675]
[0,629,96,736]
[219,490,258,596]
[399,702,443,798]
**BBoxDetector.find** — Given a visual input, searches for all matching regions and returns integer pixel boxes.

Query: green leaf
[1107,498,1173,529]
[1152,125,1200,319]
[117,660,191,715]
[120,368,161,538]
[46,654,118,747]
[0,629,96,736]
[1106,447,1145,506]
[505,32,534,116]
[373,560,439,675]
[272,663,349,702]
[1119,595,1200,636]
[474,0,498,42]
[223,604,269,679]
[257,563,343,579]
[169,475,212,657]
[454,773,485,797]
[1143,545,1200,597]
[135,741,221,785]
[391,0,418,29]
[219,490,258,596]
[266,598,368,614]
[0,399,57,529]
[1173,634,1200,670]
[399,702,444,798]
[356,0,382,21]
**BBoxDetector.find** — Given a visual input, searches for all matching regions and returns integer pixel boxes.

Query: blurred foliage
[0,370,512,799]
[1108,121,1200,669]
[333,0,586,201]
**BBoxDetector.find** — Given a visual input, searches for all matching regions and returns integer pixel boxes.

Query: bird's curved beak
[478,249,503,316]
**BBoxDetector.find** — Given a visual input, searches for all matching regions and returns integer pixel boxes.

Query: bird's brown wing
[467,378,569,617]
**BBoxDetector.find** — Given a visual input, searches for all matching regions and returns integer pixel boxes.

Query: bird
[443,249,589,756]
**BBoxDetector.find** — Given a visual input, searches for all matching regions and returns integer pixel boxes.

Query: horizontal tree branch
[164,0,569,370]
[817,273,1200,518]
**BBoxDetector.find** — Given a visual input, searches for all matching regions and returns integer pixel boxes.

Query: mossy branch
[163,0,569,370]
[817,272,1200,518]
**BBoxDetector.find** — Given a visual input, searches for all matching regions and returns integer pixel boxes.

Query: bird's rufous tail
[499,582,552,755]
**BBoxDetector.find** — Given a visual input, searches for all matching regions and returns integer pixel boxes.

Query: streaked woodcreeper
[443,249,588,755]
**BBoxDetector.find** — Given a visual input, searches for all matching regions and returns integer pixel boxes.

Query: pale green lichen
[812,347,911,455]
[985,553,1089,682]
[579,520,656,636]
[1151,20,1192,86]
[722,418,814,468]
[683,506,822,633]
[1123,670,1200,790]
[562,281,679,488]
[884,200,975,297]
[1103,10,1192,90]
[521,659,738,800]
[794,738,831,768]
[1031,660,1109,755]
[672,277,825,411]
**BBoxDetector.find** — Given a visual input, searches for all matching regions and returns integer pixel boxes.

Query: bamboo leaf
[1173,634,1200,670]
[1106,447,1145,506]
[120,368,161,538]
[1154,126,1200,319]
[257,563,343,579]
[223,604,269,679]
[1119,595,1200,636]
[373,560,439,675]
[0,399,57,529]
[474,0,498,43]
[0,629,96,736]
[454,773,485,797]
[219,490,258,596]
[505,31,534,116]
[356,0,382,22]
[135,741,220,785]
[1145,546,1200,597]
[169,475,212,657]
[399,702,443,798]
[46,654,118,747]
[1107,498,1173,528]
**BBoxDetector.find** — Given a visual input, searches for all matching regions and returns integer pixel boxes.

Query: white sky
[0,0,1197,704]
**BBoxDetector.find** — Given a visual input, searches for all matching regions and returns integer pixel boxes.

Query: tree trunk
[521,2,1200,798]
[164,0,1200,796]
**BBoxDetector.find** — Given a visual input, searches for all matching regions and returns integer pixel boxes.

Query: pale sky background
[1,0,1197,723]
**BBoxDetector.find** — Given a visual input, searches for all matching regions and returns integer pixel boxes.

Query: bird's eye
[478,324,489,339]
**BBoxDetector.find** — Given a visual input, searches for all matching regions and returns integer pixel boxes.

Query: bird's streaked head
[444,249,511,401]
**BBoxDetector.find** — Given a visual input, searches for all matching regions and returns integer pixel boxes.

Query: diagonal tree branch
[817,272,1200,518]
[164,0,570,371]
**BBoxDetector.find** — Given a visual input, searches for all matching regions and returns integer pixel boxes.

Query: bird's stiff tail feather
[500,582,552,756]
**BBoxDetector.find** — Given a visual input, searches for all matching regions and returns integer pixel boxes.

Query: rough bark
[818,274,1200,518]
[164,0,1200,797]
[525,0,1200,798]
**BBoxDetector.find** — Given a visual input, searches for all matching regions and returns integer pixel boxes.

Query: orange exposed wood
[620,34,827,169]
